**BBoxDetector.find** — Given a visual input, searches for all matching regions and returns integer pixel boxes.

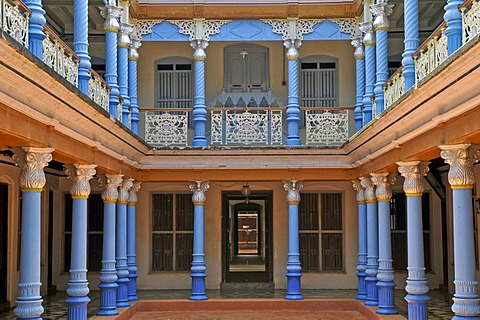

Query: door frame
[0,182,9,311]
[222,191,273,283]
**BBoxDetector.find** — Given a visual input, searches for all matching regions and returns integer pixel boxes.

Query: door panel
[0,183,8,310]
[225,46,268,93]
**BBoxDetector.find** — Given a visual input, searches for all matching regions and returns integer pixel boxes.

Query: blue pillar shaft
[73,0,91,94]
[118,46,130,126]
[97,201,118,316]
[355,58,366,132]
[128,59,139,134]
[24,0,46,59]
[356,202,368,300]
[67,197,91,320]
[14,191,44,319]
[192,59,207,146]
[402,0,419,90]
[374,29,388,114]
[376,200,397,314]
[451,188,480,319]
[190,204,207,300]
[116,202,130,308]
[105,32,120,118]
[444,0,463,54]
[363,45,376,124]
[365,201,379,306]
[286,58,301,146]
[127,204,139,301]
[285,203,303,300]
[405,195,429,320]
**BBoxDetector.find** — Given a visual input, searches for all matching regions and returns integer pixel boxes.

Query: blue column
[65,164,97,320]
[360,22,376,124]
[189,181,210,300]
[284,180,304,300]
[97,174,123,316]
[352,179,367,300]
[100,5,122,118]
[191,40,208,147]
[402,0,419,90]
[118,23,133,127]
[285,39,302,146]
[360,177,378,306]
[116,178,133,308]
[351,38,365,132]
[439,144,480,319]
[128,38,141,135]
[397,161,430,320]
[444,0,463,54]
[24,0,46,59]
[12,147,53,319]
[371,173,397,315]
[371,3,393,115]
[73,0,91,94]
[127,181,141,301]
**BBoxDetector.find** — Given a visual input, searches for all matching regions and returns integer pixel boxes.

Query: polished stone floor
[0,288,453,319]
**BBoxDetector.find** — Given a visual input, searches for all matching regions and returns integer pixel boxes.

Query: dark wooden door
[0,183,9,311]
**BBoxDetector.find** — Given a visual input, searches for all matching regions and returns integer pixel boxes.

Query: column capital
[359,21,375,46]
[351,37,365,60]
[351,179,366,203]
[98,174,123,202]
[128,37,141,61]
[128,181,142,204]
[191,39,209,61]
[100,5,123,33]
[370,2,394,31]
[284,180,304,205]
[189,181,210,205]
[397,161,430,195]
[439,144,480,188]
[118,178,134,203]
[284,38,302,60]
[64,164,97,198]
[118,23,133,48]
[359,176,376,203]
[11,147,54,190]
[370,172,396,202]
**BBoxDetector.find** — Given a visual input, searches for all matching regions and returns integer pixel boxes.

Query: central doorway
[222,191,272,283]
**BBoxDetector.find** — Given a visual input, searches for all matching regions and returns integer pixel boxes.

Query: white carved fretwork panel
[463,0,480,44]
[305,110,348,146]
[2,0,29,48]
[145,111,188,146]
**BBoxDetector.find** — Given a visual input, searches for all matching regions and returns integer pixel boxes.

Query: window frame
[154,57,194,110]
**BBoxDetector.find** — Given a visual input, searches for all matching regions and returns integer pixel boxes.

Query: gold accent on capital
[439,144,479,187]
[118,178,134,203]
[365,199,377,204]
[359,176,375,202]
[406,193,423,197]
[397,161,429,195]
[65,164,97,198]
[12,147,54,190]
[104,200,117,203]
[72,196,89,199]
[21,188,43,192]
[128,202,137,206]
[284,180,303,204]
[451,185,474,189]
[288,201,300,205]
[371,172,395,202]
[99,174,124,202]
[105,28,118,33]
[128,181,142,204]
[189,181,210,204]
[193,202,205,206]
[117,201,128,205]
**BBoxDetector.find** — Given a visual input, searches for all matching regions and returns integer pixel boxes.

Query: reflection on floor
[229,256,266,272]
[0,289,453,319]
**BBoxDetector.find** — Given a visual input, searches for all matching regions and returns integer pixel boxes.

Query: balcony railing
[1,0,29,48]
[88,69,110,112]
[462,0,480,44]
[384,67,405,110]
[143,107,351,148]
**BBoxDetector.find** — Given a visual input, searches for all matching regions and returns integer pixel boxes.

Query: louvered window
[300,59,338,108]
[64,193,103,272]
[152,193,194,272]
[299,192,343,272]
[155,62,193,110]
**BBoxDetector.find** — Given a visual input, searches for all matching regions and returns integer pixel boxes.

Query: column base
[66,295,91,320]
[14,298,44,319]
[405,293,429,320]
[190,273,207,301]
[452,296,480,319]
[377,281,397,314]
[285,138,301,146]
[116,278,131,308]
[365,276,378,306]
[192,139,208,147]
[97,282,119,316]
[127,274,139,302]
[285,273,303,300]
[356,271,367,300]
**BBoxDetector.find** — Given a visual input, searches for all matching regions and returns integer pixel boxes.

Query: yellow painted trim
[288,201,300,205]
[118,45,129,49]
[406,193,423,197]
[365,200,377,204]
[128,202,137,206]
[451,185,473,189]
[364,43,376,47]
[354,56,365,60]
[195,58,206,62]
[378,199,390,203]
[72,196,88,199]
[105,29,118,33]
[117,201,128,205]
[193,202,205,206]
[21,188,43,192]
[128,58,138,61]
[104,200,116,203]
[287,57,299,61]
[357,201,366,204]
[376,27,389,31]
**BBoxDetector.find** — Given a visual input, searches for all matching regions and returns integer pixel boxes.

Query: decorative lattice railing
[462,0,480,44]
[384,68,405,110]
[303,107,350,147]
[144,108,190,146]
[88,69,110,112]
[42,25,79,86]
[1,0,29,48]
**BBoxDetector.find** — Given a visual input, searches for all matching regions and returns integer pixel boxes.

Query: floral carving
[12,147,54,190]
[439,144,480,187]
[128,181,142,204]
[351,179,365,203]
[397,161,430,195]
[64,164,97,198]
[98,174,123,202]
[359,176,375,202]
[118,178,134,203]
[370,173,395,201]
[284,180,303,204]
[189,181,210,205]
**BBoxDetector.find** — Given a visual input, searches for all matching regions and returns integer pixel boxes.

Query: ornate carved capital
[351,179,365,203]
[64,164,97,198]
[397,161,430,195]
[439,144,480,188]
[351,37,364,60]
[370,173,396,202]
[11,147,54,190]
[118,23,133,48]
[284,180,304,204]
[129,37,142,60]
[128,181,142,204]
[189,181,210,205]
[359,21,375,46]
[98,174,123,202]
[118,178,134,203]
[191,39,209,61]
[284,38,302,60]
[100,5,123,33]
[359,176,376,203]
[370,2,394,31]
